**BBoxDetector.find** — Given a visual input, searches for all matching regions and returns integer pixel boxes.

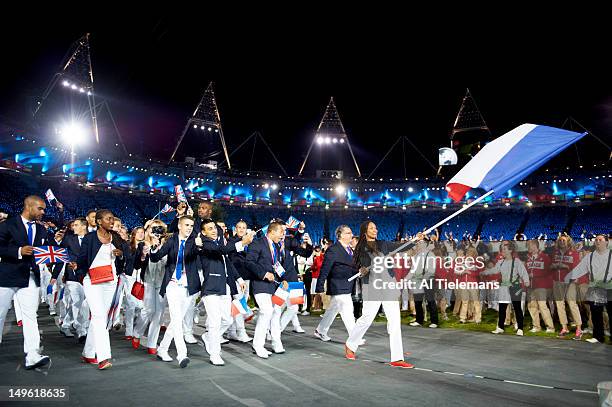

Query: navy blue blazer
[246,236,313,295]
[316,242,357,295]
[0,216,54,288]
[227,235,252,280]
[150,234,201,297]
[198,236,241,296]
[76,231,129,280]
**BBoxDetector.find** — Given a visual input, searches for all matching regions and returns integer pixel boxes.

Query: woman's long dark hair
[353,220,380,269]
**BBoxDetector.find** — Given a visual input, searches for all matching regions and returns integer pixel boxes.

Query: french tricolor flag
[231,294,254,320]
[272,286,290,306]
[287,281,305,305]
[446,124,587,202]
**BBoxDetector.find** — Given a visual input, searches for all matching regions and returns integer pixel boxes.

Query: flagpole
[348,189,495,282]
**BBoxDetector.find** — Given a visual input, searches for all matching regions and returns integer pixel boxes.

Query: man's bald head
[22,195,46,221]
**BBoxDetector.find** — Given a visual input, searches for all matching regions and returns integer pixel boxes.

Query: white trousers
[346,300,404,362]
[228,280,249,335]
[0,273,41,355]
[203,286,233,357]
[316,294,355,337]
[280,303,301,331]
[123,275,144,337]
[182,293,198,335]
[159,282,191,359]
[63,281,89,337]
[253,293,283,349]
[82,275,117,361]
[136,283,167,349]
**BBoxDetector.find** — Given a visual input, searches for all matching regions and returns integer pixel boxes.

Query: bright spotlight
[62,80,70,87]
[325,137,331,144]
[193,124,198,129]
[271,184,278,190]
[207,127,212,131]
[263,183,269,189]
[335,184,346,194]
[59,122,87,146]
[408,187,414,192]
[200,125,205,130]
[70,84,77,90]
[79,88,85,93]
[332,138,338,144]
[340,138,345,144]
[316,137,323,145]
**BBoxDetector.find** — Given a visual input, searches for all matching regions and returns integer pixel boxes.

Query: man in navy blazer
[0,196,53,369]
[314,225,358,342]
[246,220,312,358]
[198,218,246,366]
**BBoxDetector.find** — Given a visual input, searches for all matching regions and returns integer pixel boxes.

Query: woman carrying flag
[77,209,129,370]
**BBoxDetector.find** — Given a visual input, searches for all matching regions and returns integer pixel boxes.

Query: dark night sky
[1,13,610,177]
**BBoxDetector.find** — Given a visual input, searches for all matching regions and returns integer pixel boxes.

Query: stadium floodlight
[408,187,414,192]
[335,184,346,194]
[62,80,70,87]
[58,122,87,146]
[200,125,205,130]
[332,138,338,144]
[70,84,77,90]
[263,183,269,189]
[526,202,533,207]
[325,137,331,144]
[271,184,278,190]
[340,138,345,144]
[193,124,198,129]
[483,203,489,208]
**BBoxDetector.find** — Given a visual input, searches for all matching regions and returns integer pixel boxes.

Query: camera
[151,226,165,237]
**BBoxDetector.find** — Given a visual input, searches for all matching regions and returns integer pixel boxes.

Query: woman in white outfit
[77,209,129,370]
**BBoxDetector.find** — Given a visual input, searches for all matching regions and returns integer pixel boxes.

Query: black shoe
[24,356,50,370]
[78,335,87,344]
[179,357,190,368]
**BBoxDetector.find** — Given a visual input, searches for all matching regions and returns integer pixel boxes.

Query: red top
[551,249,579,282]
[311,254,324,278]
[525,252,553,289]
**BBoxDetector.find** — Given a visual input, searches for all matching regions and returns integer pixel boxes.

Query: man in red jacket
[551,235,582,338]
[525,240,555,333]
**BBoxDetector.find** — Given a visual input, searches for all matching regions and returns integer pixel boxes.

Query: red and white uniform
[551,249,579,283]
[525,252,553,289]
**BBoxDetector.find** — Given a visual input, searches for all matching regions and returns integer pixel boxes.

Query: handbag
[89,264,114,284]
[508,258,523,300]
[131,281,145,300]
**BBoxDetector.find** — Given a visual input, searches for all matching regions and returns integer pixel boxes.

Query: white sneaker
[301,311,310,316]
[272,343,285,354]
[210,355,225,366]
[49,310,57,316]
[586,338,600,344]
[157,350,172,362]
[226,331,240,341]
[293,327,305,333]
[314,329,331,342]
[491,327,504,334]
[193,314,199,324]
[514,323,518,331]
[201,333,210,355]
[409,322,421,327]
[184,334,198,344]
[516,329,524,336]
[25,353,50,370]
[429,324,438,329]
[358,338,366,346]
[237,332,253,343]
[266,332,272,341]
[252,346,270,359]
[220,337,229,345]
[582,328,592,334]
[545,328,556,333]
[529,327,540,333]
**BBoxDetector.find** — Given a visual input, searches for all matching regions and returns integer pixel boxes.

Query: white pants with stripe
[346,300,404,362]
[316,294,355,338]
[63,281,89,337]
[0,273,41,355]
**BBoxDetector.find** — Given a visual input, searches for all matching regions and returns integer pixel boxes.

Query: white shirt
[566,249,612,286]
[18,216,39,259]
[482,257,530,303]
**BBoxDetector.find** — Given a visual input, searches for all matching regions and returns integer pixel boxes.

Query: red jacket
[525,252,553,289]
[311,254,324,279]
[551,249,579,282]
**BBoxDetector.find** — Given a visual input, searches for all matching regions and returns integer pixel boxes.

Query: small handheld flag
[45,189,57,204]
[286,216,301,229]
[160,204,175,214]
[231,294,254,321]
[33,246,70,265]
[287,281,305,305]
[174,185,188,203]
[272,286,290,306]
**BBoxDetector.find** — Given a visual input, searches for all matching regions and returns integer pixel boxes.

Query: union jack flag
[45,189,56,203]
[286,216,300,229]
[174,185,188,202]
[33,246,70,265]
[161,204,175,214]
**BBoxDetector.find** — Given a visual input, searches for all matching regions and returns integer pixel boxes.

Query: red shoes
[147,348,157,355]
[81,356,98,365]
[344,344,356,360]
[389,360,414,369]
[98,359,112,370]
[132,338,140,349]
[124,336,133,341]
[17,320,23,327]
